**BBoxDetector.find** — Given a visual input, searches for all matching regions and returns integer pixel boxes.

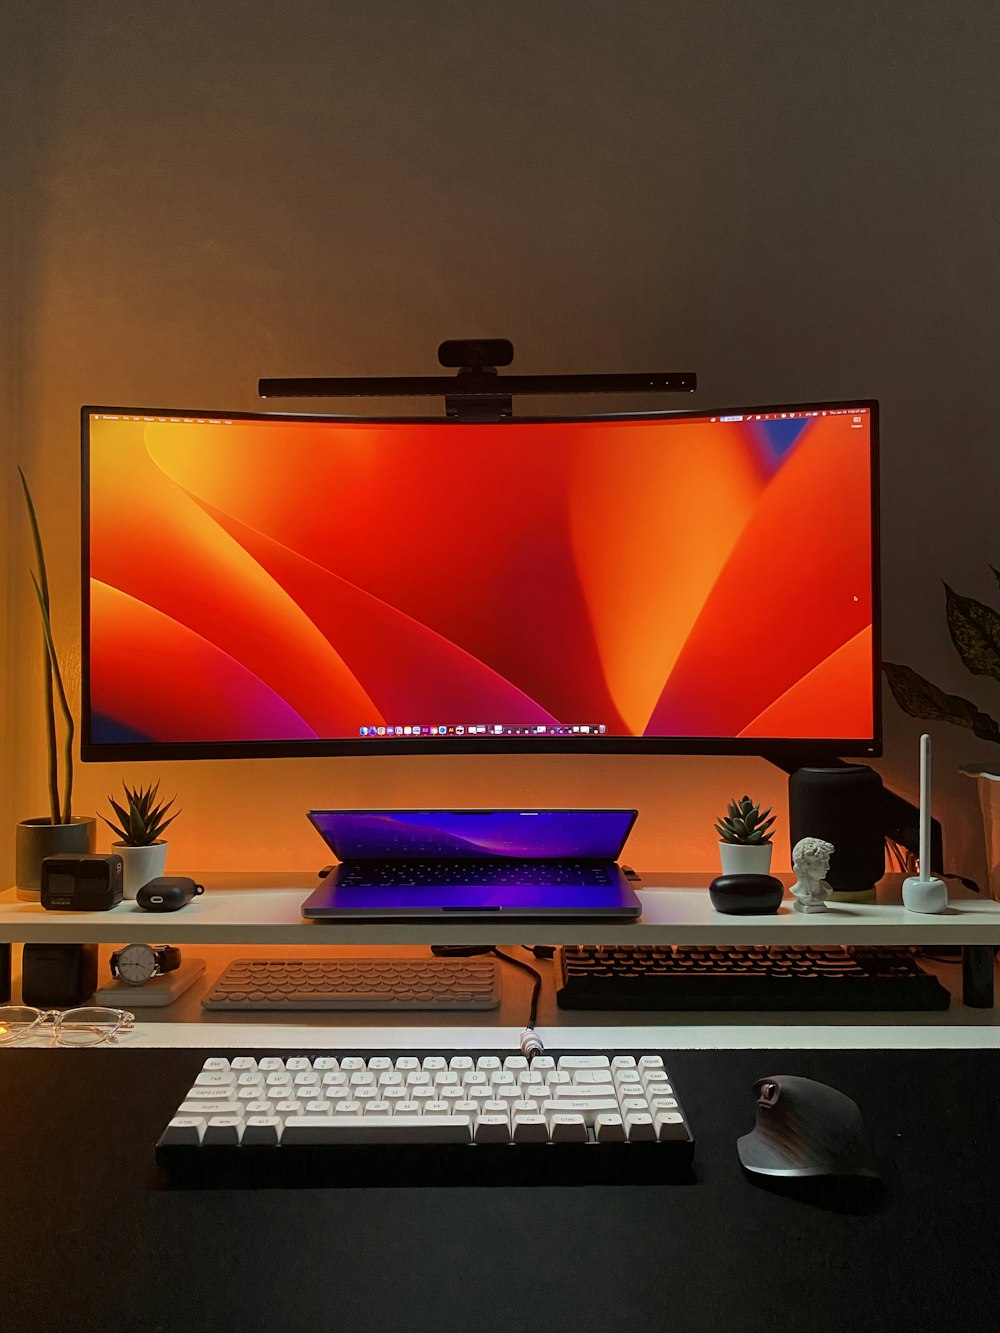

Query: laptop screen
[307,809,637,861]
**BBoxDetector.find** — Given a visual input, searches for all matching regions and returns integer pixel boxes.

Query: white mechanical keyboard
[156,1051,695,1186]
[202,958,501,1011]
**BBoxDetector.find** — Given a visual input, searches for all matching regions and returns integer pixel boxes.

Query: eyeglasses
[0,1005,136,1047]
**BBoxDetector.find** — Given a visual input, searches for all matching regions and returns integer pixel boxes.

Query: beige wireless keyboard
[201,957,501,1011]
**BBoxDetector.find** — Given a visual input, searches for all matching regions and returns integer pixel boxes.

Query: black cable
[429,943,547,1057]
[490,948,543,1031]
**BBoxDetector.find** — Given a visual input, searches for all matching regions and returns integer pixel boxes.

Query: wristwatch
[110,943,182,986]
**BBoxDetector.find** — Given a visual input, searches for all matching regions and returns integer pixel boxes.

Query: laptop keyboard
[336,860,615,888]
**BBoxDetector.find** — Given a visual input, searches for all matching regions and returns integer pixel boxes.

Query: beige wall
[3,1,999,883]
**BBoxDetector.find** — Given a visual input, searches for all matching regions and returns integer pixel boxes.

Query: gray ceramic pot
[15,817,97,898]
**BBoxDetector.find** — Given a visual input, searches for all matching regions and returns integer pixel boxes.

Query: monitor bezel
[80,399,881,762]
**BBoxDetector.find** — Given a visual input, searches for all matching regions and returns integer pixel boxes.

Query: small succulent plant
[715,795,775,845]
[102,782,179,847]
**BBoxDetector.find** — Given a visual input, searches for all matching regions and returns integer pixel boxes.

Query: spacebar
[282,1116,473,1143]
[281,991,401,1006]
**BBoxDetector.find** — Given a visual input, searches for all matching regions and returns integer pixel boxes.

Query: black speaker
[21,943,99,1008]
[788,766,885,895]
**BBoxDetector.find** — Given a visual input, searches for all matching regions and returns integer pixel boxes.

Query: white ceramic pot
[114,841,168,900]
[718,841,773,876]
[961,768,1000,901]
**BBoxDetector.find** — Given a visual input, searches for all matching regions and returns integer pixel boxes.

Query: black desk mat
[2,1046,998,1333]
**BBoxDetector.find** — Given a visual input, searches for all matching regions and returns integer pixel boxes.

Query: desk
[4,876,999,1330]
[2,1043,998,1333]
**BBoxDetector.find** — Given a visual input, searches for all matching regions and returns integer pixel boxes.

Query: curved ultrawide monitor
[81,402,880,760]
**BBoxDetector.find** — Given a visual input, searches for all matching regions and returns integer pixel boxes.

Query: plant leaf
[99,813,127,841]
[991,565,1000,592]
[28,570,74,823]
[108,796,131,830]
[945,583,1000,682]
[146,812,179,842]
[128,802,147,843]
[882,662,1000,743]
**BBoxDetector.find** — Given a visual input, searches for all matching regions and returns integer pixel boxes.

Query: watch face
[117,944,156,985]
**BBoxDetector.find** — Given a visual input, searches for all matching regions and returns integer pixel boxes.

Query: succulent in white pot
[101,782,179,900]
[715,795,776,875]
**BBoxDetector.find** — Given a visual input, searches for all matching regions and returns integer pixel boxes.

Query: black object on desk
[555,944,951,1010]
[21,942,99,1006]
[708,872,784,914]
[40,853,123,910]
[136,877,204,911]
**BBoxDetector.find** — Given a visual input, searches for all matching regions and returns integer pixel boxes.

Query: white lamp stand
[901,733,949,914]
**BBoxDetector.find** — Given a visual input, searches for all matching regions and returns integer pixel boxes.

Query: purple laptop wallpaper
[308,809,637,861]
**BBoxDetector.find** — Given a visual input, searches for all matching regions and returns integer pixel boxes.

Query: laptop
[300,809,642,921]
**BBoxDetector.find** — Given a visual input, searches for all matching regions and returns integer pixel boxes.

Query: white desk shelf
[3,872,999,947]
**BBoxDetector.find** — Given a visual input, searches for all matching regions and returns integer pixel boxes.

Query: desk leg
[962,945,994,1008]
[0,943,10,1003]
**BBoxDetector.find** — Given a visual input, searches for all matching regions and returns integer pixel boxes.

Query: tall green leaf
[28,572,74,823]
[944,583,1000,683]
[18,468,61,822]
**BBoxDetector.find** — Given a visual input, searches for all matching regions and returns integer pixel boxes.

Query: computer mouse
[136,877,204,912]
[737,1075,879,1179]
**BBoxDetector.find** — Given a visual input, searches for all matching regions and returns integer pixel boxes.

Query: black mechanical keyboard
[336,860,613,888]
[155,1049,694,1187]
[555,945,952,1011]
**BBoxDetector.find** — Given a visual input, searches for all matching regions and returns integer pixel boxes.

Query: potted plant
[715,795,776,875]
[101,782,179,900]
[884,567,1000,897]
[14,470,96,900]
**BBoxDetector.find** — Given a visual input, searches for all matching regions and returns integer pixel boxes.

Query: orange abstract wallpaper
[85,408,874,749]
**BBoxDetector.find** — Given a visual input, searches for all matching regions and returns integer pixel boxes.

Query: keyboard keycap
[242,1117,281,1146]
[543,1098,618,1125]
[595,1113,626,1143]
[161,1116,205,1145]
[195,1071,233,1087]
[549,1114,587,1142]
[475,1115,511,1144]
[203,1116,242,1146]
[625,1113,656,1142]
[283,1116,473,1144]
[512,1115,549,1143]
[655,1112,687,1141]
[178,1100,240,1118]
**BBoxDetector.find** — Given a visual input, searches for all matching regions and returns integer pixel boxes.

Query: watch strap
[155,945,182,974]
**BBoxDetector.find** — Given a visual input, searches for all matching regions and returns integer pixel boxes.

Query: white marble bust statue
[790,837,835,913]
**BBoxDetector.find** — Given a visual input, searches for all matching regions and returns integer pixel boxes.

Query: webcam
[438,340,514,370]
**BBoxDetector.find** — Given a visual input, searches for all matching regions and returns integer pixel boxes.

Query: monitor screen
[81,401,879,760]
